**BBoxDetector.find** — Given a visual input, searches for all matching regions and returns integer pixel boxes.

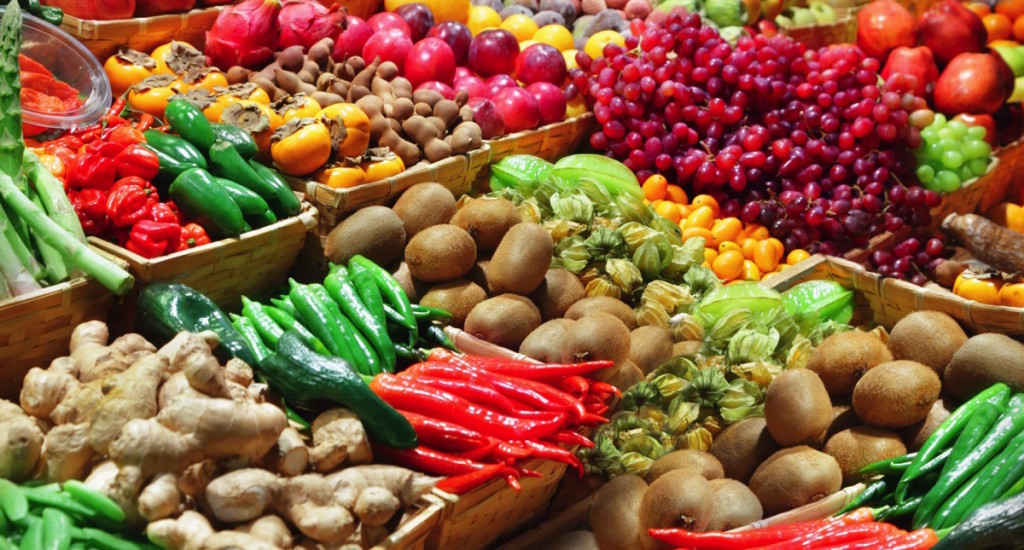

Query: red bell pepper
[112,143,159,181]
[68,188,109,236]
[150,202,181,224]
[104,124,144,148]
[66,147,117,190]
[126,220,181,258]
[177,223,211,251]
[106,177,158,228]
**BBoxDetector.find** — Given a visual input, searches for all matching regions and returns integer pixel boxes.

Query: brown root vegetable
[137,473,182,522]
[941,213,1024,275]
[42,422,95,482]
[309,409,372,473]
[146,510,281,550]
[269,427,309,477]
[0,400,44,481]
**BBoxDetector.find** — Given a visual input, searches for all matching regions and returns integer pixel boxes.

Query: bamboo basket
[486,114,596,164]
[316,0,381,19]
[59,7,224,61]
[295,146,491,235]
[91,203,317,320]
[0,249,129,400]
[926,157,1006,233]
[988,136,1024,213]
[372,494,448,550]
[764,254,1024,335]
[782,8,858,51]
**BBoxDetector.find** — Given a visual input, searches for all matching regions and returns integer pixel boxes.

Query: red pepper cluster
[369,349,617,496]
[33,98,210,258]
[649,508,939,550]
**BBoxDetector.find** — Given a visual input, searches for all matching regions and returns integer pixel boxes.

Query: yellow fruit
[566,95,587,117]
[562,49,580,70]
[468,5,501,35]
[585,30,625,60]
[519,39,539,51]
[501,14,539,42]
[534,24,575,51]
[386,0,470,23]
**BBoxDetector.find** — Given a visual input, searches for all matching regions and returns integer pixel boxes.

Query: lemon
[584,30,626,59]
[533,24,574,51]
[566,95,588,117]
[562,48,580,70]
[467,5,502,35]
[500,14,539,42]
[519,39,539,51]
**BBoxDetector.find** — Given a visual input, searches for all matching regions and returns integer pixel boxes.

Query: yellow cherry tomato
[655,201,682,223]
[104,49,155,97]
[787,249,811,265]
[501,14,539,42]
[953,273,1003,305]
[742,260,762,281]
[534,24,575,51]
[713,250,745,281]
[744,224,770,240]
[683,205,715,230]
[584,30,626,60]
[718,241,742,254]
[566,95,588,117]
[319,103,371,158]
[467,5,501,35]
[704,247,719,265]
[753,240,780,273]
[316,163,367,189]
[765,237,785,258]
[271,119,333,176]
[562,49,580,70]
[710,217,742,248]
[519,39,539,52]
[665,185,688,205]
[739,237,758,260]
[690,194,720,217]
[682,227,713,243]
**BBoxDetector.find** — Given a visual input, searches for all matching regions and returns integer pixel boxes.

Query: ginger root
[138,473,183,522]
[309,409,372,473]
[147,510,283,550]
[42,423,94,482]
[0,399,44,481]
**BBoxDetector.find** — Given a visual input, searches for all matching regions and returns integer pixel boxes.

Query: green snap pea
[61,481,125,524]
[21,488,95,521]
[0,480,27,523]
[19,514,42,550]
[41,507,72,550]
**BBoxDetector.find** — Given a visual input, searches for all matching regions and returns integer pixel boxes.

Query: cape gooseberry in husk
[639,470,714,550]
[748,446,842,516]
[852,360,941,428]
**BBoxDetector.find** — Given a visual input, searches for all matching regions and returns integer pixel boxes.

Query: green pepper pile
[0,478,153,549]
[847,382,1024,531]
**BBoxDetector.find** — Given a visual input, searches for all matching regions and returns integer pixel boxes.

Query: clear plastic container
[2,8,112,133]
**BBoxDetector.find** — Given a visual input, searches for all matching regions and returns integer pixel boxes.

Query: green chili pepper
[349,255,418,340]
[209,142,297,219]
[328,269,395,372]
[288,281,353,360]
[38,6,63,25]
[230,313,272,363]
[270,296,297,317]
[241,296,284,349]
[859,453,917,476]
[882,495,923,521]
[838,477,891,515]
[423,323,457,351]
[168,168,247,239]
[61,480,124,524]
[411,304,454,321]
[165,99,216,151]
[247,159,301,218]
[210,123,258,159]
[262,305,331,356]
[382,303,409,327]
[931,475,983,530]
[914,401,1024,528]
[954,428,1024,521]
[213,177,276,229]
[393,342,426,363]
[0,506,8,535]
[349,270,387,329]
[144,130,206,170]
[937,402,1006,480]
[285,407,310,431]
[897,383,1011,502]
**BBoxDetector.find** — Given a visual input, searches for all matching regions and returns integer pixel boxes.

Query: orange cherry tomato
[642,174,669,201]
[753,240,780,273]
[684,205,715,230]
[742,259,761,281]
[712,250,745,281]
[739,237,758,260]
[682,227,714,243]
[710,217,743,248]
[666,184,688,204]
[704,247,719,265]
[787,249,811,265]
[690,194,720,217]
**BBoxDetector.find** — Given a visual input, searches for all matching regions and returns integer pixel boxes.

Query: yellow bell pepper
[103,49,156,97]
[271,118,333,176]
[361,151,406,183]
[319,103,371,158]
[128,74,189,119]
[275,93,322,123]
[150,41,205,77]
[316,163,367,189]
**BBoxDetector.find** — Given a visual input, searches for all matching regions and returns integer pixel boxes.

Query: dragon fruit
[205,0,282,70]
[278,0,346,51]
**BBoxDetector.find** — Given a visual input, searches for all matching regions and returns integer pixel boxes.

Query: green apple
[658,0,702,13]
[993,44,1024,79]
[774,13,795,27]
[808,0,837,24]
[788,7,817,26]
[705,0,746,26]
[1010,76,1024,103]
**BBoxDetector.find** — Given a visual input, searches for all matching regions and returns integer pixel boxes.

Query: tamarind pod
[61,481,125,524]
[41,508,72,550]
[0,480,27,523]
[21,488,95,521]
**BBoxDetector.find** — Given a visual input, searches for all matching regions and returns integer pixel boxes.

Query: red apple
[405,38,456,87]
[856,0,915,62]
[454,66,475,80]
[362,29,414,71]
[367,12,411,35]
[492,87,540,133]
[454,75,490,98]
[755,19,778,37]
[953,113,999,148]
[882,47,939,98]
[332,15,374,61]
[468,29,520,77]
[427,21,474,66]
[487,74,519,98]
[416,81,457,100]
[467,97,505,139]
[394,3,434,41]
[515,43,568,86]
[918,0,987,66]
[934,53,1013,116]
[526,82,567,125]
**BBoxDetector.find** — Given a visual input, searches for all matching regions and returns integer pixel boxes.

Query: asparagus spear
[29,187,68,283]
[0,210,40,295]
[24,151,86,244]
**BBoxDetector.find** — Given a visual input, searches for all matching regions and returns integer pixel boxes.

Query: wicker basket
[782,8,858,51]
[317,0,382,19]
[372,494,448,550]
[91,203,317,321]
[59,7,224,61]
[0,250,128,400]
[486,114,596,164]
[988,137,1024,212]
[295,146,490,235]
[926,157,1007,233]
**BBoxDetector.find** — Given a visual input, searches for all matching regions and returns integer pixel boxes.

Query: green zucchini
[931,491,1024,550]
[258,331,417,449]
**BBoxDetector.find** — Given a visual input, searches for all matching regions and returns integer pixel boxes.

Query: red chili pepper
[547,430,595,449]
[106,177,157,228]
[136,113,155,132]
[370,374,568,441]
[877,529,938,550]
[758,520,902,550]
[112,143,160,181]
[397,411,491,453]
[125,220,181,258]
[105,124,144,147]
[67,148,117,190]
[103,96,127,121]
[426,348,476,368]
[510,439,584,476]
[177,223,211,251]
[815,530,910,550]
[411,375,525,415]
[649,520,837,549]
[493,441,533,461]
[588,381,621,399]
[560,376,590,400]
[372,444,514,478]
[456,440,500,462]
[435,462,509,495]
[463,354,616,379]
[68,188,110,236]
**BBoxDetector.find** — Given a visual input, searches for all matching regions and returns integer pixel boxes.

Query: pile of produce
[41,0,226,20]
[18,53,82,137]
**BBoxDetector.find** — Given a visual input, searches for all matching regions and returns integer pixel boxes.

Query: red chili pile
[27,98,211,258]
[369,350,616,495]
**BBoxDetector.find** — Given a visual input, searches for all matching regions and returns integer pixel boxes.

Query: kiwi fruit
[389,262,428,303]
[825,402,863,441]
[543,531,600,550]
[638,470,713,550]
[463,295,542,350]
[708,418,780,484]
[646,450,724,483]
[520,319,575,363]
[404,224,477,283]
[450,197,522,252]
[606,360,644,391]
[807,330,892,397]
[943,333,1024,401]
[530,268,587,320]
[500,293,542,320]
[590,474,647,550]
[748,446,843,516]
[824,426,908,482]
[466,260,490,291]
[672,340,702,358]
[853,360,941,428]
[629,326,674,374]
[486,223,554,294]
[763,369,832,446]
[324,206,406,267]
[561,312,632,369]
[705,479,764,531]
[391,182,457,237]
[565,296,639,329]
[888,311,967,375]
[419,280,488,327]
[901,398,955,451]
